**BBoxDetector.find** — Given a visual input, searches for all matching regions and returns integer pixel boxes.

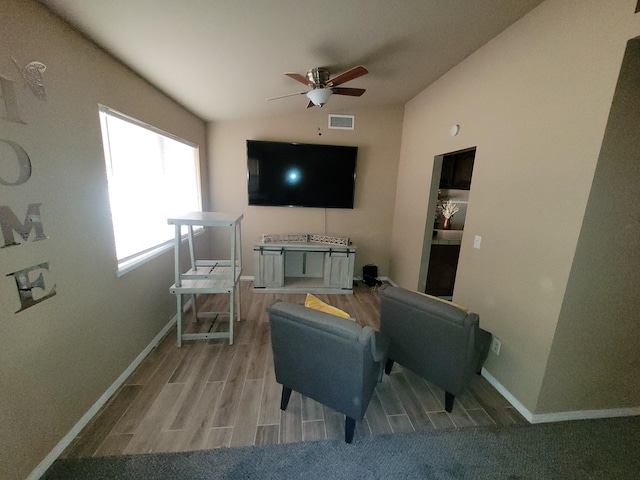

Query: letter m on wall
[0,204,48,248]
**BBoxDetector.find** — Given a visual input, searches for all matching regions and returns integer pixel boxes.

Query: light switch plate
[491,337,501,355]
[474,235,482,249]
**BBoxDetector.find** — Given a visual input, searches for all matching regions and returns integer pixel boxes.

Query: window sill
[116,228,204,277]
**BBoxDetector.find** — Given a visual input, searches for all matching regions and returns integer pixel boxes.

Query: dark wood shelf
[439,149,475,190]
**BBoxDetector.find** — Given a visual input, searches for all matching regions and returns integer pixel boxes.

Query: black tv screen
[247,140,357,209]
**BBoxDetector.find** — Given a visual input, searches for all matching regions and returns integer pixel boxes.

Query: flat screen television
[246,140,357,209]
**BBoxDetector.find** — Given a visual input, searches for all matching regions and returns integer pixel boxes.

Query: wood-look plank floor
[63,281,528,458]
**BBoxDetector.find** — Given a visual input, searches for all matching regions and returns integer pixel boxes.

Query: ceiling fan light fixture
[306,88,332,107]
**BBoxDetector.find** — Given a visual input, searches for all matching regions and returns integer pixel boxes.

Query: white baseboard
[530,407,640,423]
[27,305,186,480]
[480,368,535,422]
[481,367,640,424]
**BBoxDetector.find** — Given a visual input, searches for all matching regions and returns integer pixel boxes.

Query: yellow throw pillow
[304,293,351,319]
[413,290,469,313]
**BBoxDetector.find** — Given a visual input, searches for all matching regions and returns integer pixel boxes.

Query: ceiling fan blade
[285,72,315,87]
[266,91,308,101]
[306,100,315,108]
[331,87,366,97]
[328,65,368,87]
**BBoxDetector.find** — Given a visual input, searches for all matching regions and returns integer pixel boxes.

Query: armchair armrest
[364,327,389,363]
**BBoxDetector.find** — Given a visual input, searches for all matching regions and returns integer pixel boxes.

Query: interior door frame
[417,146,476,294]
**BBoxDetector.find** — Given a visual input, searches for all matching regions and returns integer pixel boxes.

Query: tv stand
[253,240,356,294]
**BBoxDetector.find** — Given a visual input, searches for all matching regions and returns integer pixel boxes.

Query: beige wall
[0,2,207,478]
[390,0,640,414]
[206,105,404,279]
[537,37,640,413]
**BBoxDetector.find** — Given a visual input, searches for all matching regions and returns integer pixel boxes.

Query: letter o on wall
[0,139,32,186]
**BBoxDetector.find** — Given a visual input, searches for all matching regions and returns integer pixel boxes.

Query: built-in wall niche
[435,189,469,230]
[420,147,476,298]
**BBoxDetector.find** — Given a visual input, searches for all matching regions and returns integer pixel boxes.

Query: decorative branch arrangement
[439,201,459,219]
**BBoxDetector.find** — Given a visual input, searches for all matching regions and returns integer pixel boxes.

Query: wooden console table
[253,241,356,294]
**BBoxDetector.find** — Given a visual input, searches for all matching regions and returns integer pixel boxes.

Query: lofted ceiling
[39,0,544,122]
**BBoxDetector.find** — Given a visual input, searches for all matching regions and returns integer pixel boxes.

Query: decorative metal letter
[0,139,32,186]
[7,262,57,312]
[0,203,48,248]
[11,58,47,101]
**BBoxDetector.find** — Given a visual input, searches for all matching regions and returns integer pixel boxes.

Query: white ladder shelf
[168,212,243,347]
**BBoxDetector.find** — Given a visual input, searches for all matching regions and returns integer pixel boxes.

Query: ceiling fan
[267,65,368,108]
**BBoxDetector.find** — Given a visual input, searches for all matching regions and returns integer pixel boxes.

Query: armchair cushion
[304,293,351,319]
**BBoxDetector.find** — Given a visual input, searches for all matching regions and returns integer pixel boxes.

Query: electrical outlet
[491,337,501,355]
[474,235,482,249]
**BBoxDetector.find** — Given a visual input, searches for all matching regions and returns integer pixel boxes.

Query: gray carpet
[44,416,640,479]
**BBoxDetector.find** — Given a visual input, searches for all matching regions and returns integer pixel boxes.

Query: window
[99,106,202,275]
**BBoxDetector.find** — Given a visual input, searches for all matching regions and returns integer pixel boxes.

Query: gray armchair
[379,285,491,413]
[266,300,388,443]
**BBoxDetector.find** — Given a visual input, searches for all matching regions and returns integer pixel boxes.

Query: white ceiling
[40,0,544,122]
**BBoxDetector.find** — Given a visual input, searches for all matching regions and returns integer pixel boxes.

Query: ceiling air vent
[328,114,355,130]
